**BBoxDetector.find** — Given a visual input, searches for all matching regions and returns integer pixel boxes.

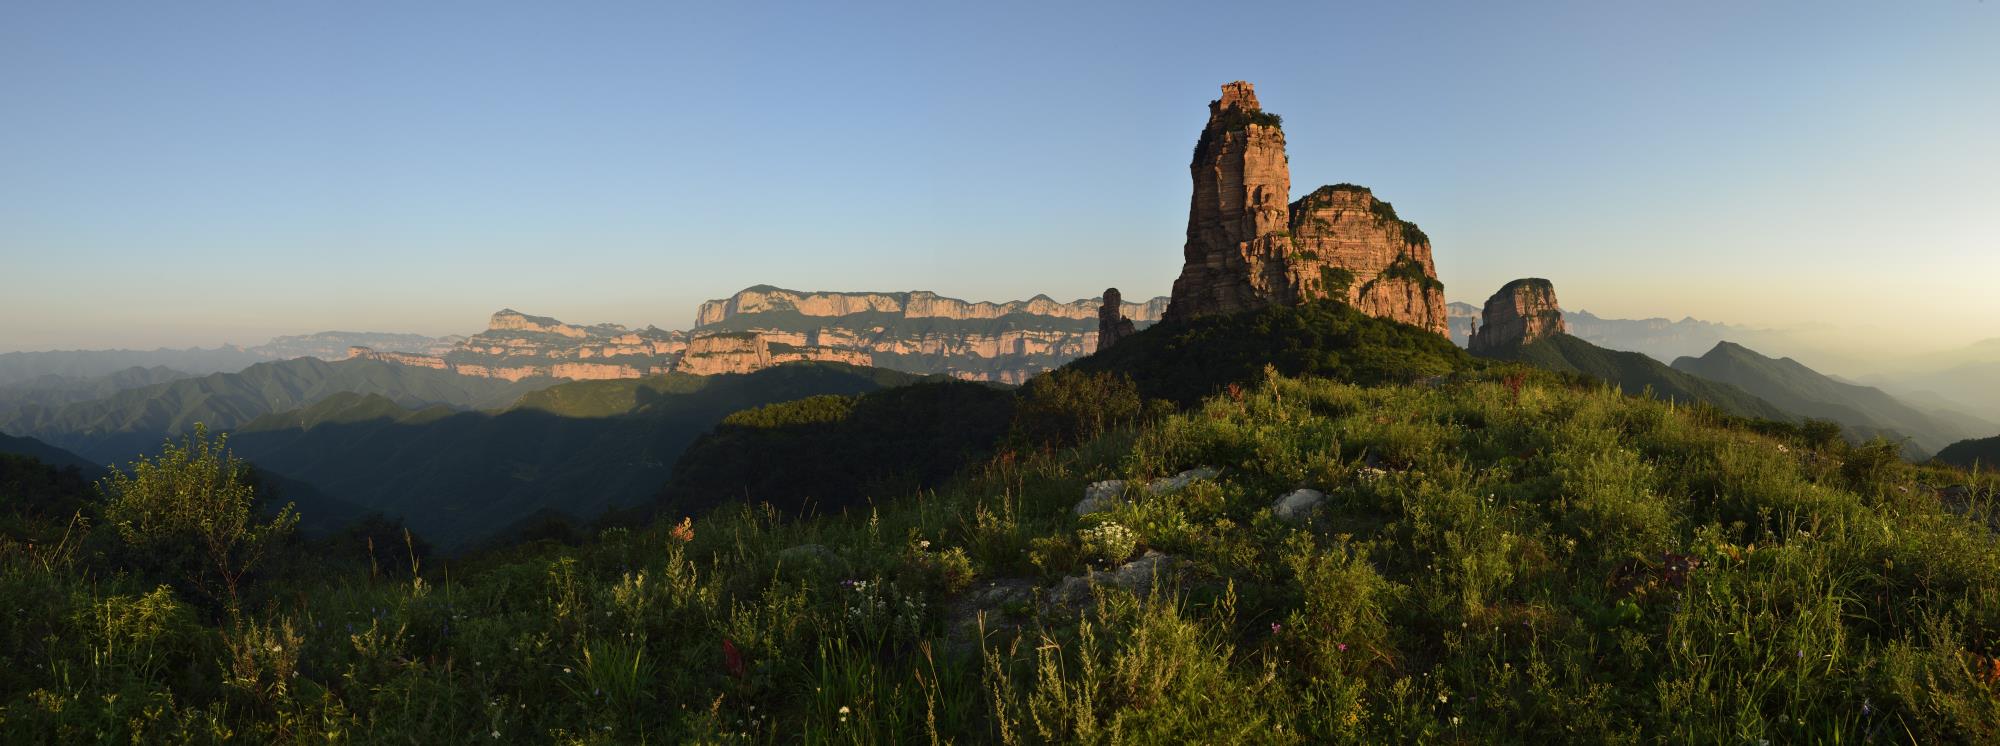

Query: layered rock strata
[691,286,1169,384]
[1467,278,1567,353]
[1161,82,1449,336]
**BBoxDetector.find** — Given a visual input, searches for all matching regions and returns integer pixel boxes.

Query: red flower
[722,638,746,679]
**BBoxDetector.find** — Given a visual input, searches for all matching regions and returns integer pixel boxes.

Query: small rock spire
[1097,288,1137,352]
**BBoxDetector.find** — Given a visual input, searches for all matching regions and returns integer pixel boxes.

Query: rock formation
[692,286,1168,383]
[671,332,869,376]
[1164,81,1294,321]
[1161,82,1449,336]
[356,284,1175,384]
[1096,288,1136,352]
[695,286,1167,327]
[1467,279,1567,353]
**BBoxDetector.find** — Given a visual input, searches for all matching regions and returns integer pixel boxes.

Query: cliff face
[695,286,1167,327]
[1161,82,1449,336]
[348,311,690,382]
[1165,82,1295,321]
[1468,279,1567,354]
[1286,186,1449,336]
[691,286,1170,383]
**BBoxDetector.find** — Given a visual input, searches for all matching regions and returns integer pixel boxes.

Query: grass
[3,361,1999,741]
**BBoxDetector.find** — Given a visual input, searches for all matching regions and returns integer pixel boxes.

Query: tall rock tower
[1161,82,1450,337]
[1163,82,1295,321]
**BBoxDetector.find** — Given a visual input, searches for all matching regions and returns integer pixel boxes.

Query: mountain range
[1671,342,1992,457]
[225,363,931,550]
[0,357,548,465]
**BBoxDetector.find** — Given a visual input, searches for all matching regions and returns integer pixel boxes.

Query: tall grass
[3,369,1998,742]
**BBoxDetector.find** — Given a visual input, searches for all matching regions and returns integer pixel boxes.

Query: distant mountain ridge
[1482,334,1793,421]
[0,357,548,464]
[1446,302,1757,362]
[1672,341,1993,457]
[0,332,458,386]
[0,366,193,412]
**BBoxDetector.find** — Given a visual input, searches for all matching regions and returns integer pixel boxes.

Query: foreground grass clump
[3,369,1999,742]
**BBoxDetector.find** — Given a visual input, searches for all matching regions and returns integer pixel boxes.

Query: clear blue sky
[2,1,1994,353]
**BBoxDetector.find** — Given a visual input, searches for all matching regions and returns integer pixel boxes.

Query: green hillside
[7,356,1996,741]
[1484,333,1792,421]
[1936,435,2000,471]
[1070,300,1476,404]
[1673,341,1991,456]
[656,380,1017,519]
[225,363,931,550]
[0,431,101,473]
[0,357,549,464]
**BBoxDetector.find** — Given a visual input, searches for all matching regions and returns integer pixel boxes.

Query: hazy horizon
[4,2,1995,358]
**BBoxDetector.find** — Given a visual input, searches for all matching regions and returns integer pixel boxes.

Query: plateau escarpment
[690,286,1168,384]
[1159,82,1449,335]
[349,308,866,382]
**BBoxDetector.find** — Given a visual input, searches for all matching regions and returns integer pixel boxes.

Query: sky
[2,1,1995,354]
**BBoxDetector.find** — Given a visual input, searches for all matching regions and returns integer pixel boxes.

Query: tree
[100,424,296,609]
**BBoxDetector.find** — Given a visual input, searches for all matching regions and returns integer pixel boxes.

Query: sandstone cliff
[692,286,1169,383]
[1468,279,1567,353]
[1161,82,1449,336]
[696,286,1167,327]
[1165,81,1294,321]
[671,333,869,376]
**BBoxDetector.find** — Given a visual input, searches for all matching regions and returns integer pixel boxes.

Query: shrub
[100,425,296,609]
[1008,369,1143,448]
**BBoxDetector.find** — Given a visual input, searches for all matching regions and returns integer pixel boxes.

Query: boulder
[1272,488,1326,522]
[1074,467,1221,516]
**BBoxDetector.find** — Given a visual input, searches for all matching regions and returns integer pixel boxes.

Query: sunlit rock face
[1468,278,1568,353]
[690,286,1169,383]
[1163,82,1448,336]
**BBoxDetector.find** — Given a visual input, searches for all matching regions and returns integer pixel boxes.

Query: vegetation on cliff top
[1070,300,1474,405]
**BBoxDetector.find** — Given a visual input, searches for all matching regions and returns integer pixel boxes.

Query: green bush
[100,425,296,610]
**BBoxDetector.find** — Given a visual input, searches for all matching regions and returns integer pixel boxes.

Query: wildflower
[1337,643,1348,652]
[838,706,851,714]
[1270,622,1283,634]
[1862,698,1873,716]
[491,730,501,739]
[668,517,695,543]
[1437,693,1449,704]
[722,638,747,679]
[918,540,931,549]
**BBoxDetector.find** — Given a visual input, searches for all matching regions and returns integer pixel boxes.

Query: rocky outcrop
[671,332,869,376]
[1096,288,1137,352]
[692,286,1169,383]
[1162,82,1449,336]
[1285,186,1449,336]
[1165,81,1294,321]
[1468,279,1567,353]
[696,286,1168,327]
